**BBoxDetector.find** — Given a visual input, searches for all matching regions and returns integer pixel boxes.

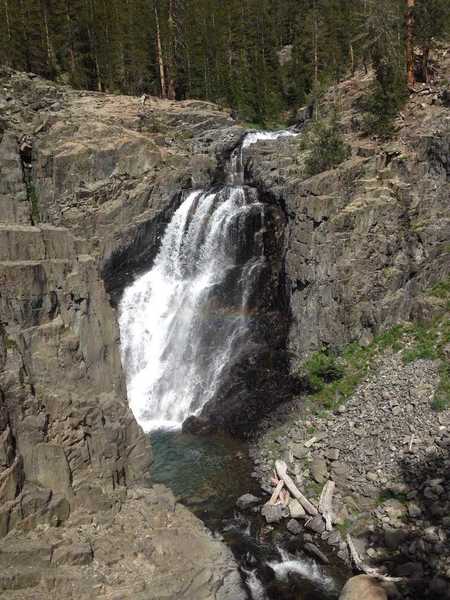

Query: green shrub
[300,113,351,176]
[303,350,345,393]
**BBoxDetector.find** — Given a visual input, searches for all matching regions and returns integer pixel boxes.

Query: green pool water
[151,429,255,526]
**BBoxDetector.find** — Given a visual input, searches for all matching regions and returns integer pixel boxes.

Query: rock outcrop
[0,120,152,539]
[0,485,245,600]
[0,69,247,598]
[244,73,450,366]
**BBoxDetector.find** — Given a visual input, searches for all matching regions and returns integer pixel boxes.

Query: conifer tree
[1,0,448,127]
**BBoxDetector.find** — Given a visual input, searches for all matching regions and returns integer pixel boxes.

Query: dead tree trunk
[405,0,415,88]
[421,45,430,83]
[275,460,318,516]
[4,0,11,41]
[166,0,176,100]
[154,2,166,98]
[313,0,319,117]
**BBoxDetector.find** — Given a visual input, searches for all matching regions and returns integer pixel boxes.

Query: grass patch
[402,322,441,363]
[299,276,449,414]
[302,350,344,393]
[5,336,17,350]
[429,277,450,311]
[377,489,408,505]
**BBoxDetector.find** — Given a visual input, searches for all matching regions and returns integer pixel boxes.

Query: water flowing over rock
[119,132,293,433]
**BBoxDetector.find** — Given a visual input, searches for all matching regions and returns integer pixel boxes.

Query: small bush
[300,113,351,176]
[303,350,344,393]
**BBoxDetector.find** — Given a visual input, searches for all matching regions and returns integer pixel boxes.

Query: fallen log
[319,480,335,531]
[346,534,404,583]
[280,488,290,506]
[269,479,284,505]
[275,460,318,516]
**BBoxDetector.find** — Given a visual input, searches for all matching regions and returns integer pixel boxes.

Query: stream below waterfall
[151,430,347,600]
[119,129,349,599]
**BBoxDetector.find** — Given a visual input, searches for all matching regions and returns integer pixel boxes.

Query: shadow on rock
[370,436,450,599]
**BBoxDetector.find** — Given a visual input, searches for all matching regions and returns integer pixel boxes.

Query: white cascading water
[268,548,337,594]
[119,130,296,431]
[242,568,268,600]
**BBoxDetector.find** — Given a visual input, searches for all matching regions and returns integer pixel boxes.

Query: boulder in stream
[236,494,260,510]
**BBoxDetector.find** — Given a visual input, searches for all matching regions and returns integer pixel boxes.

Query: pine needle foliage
[300,112,351,176]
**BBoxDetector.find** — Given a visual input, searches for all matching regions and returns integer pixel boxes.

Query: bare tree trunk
[42,2,54,70]
[313,10,318,89]
[4,0,11,41]
[166,0,176,100]
[102,0,111,89]
[154,2,166,98]
[422,45,430,83]
[2,0,12,67]
[313,0,319,119]
[87,0,102,91]
[227,13,233,71]
[405,0,415,88]
[18,0,31,70]
[65,0,76,78]
[350,42,355,76]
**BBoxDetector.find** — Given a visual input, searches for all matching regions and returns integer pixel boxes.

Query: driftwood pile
[266,459,330,524]
[265,460,403,584]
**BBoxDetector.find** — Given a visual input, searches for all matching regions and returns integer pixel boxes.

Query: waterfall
[119,129,295,431]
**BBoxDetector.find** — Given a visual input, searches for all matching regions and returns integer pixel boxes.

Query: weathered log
[280,488,290,506]
[269,479,284,505]
[275,460,318,516]
[304,436,317,448]
[346,535,404,583]
[346,534,366,572]
[319,480,335,531]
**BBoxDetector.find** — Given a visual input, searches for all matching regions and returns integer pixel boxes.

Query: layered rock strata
[0,69,247,599]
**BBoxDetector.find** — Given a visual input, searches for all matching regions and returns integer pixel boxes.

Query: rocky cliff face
[0,86,152,538]
[245,73,450,367]
[0,69,247,598]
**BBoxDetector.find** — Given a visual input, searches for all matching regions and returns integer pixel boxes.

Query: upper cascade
[227,129,297,185]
